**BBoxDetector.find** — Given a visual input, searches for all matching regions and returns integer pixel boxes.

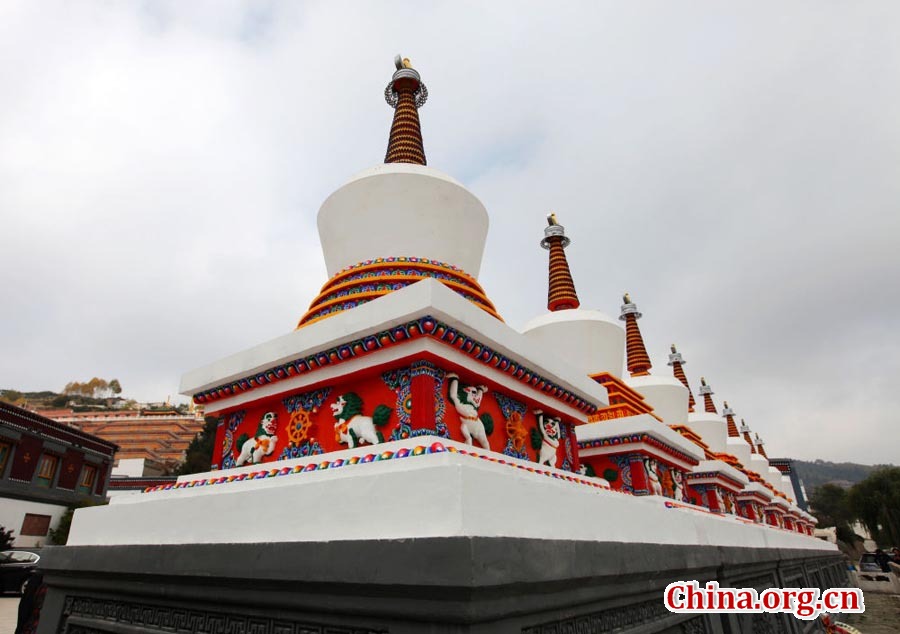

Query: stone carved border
[521,599,683,634]
[59,596,386,634]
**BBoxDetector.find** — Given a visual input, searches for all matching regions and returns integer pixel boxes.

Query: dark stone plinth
[37,538,845,634]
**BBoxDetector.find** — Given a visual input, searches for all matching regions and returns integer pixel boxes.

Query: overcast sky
[1,2,898,465]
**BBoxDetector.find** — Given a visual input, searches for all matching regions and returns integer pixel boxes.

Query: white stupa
[521,215,625,377]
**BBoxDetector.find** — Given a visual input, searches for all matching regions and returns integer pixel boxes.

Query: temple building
[0,402,116,547]
[42,407,205,475]
[38,57,838,634]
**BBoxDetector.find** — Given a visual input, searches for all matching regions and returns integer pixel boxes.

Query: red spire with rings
[384,55,428,165]
[755,433,768,459]
[620,293,652,377]
[668,344,696,412]
[722,401,740,437]
[541,213,580,311]
[698,376,717,414]
[740,419,757,453]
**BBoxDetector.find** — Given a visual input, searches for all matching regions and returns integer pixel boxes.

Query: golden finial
[671,344,677,353]
[547,212,559,226]
[724,400,729,408]
[700,376,707,385]
[393,55,415,70]
[623,292,631,304]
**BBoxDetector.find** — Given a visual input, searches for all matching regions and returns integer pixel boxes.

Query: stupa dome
[296,59,499,327]
[521,215,625,375]
[625,374,689,425]
[317,163,489,278]
[522,309,625,376]
[687,411,728,453]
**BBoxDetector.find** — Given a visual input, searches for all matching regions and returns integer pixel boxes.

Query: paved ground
[1,596,20,632]
[842,592,900,633]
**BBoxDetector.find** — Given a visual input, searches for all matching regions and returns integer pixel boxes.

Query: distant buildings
[0,401,117,547]
[41,407,205,476]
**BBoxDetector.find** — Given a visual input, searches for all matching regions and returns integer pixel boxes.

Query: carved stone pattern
[59,596,386,634]
[521,599,670,633]
[782,566,803,582]
[679,615,710,634]
[807,568,825,592]
[735,574,775,590]
[750,612,787,634]
[832,562,849,587]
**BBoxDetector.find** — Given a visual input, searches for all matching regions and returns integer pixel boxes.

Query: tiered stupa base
[37,437,844,634]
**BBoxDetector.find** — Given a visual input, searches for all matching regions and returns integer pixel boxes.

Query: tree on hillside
[809,484,858,543]
[0,389,24,406]
[62,377,123,399]
[175,416,220,476]
[849,466,900,547]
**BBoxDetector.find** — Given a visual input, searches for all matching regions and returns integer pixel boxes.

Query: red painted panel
[580,455,622,488]
[57,448,84,490]
[8,435,42,482]
[684,483,704,507]
[209,359,585,474]
[410,367,436,432]
[705,488,722,512]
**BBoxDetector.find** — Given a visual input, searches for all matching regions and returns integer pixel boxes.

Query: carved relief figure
[532,410,561,467]
[713,488,725,512]
[331,392,391,449]
[672,469,685,502]
[644,458,663,495]
[235,411,279,466]
[446,373,493,448]
[723,491,734,514]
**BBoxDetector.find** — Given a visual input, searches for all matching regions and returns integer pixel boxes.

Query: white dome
[317,163,489,278]
[781,475,794,498]
[687,412,727,453]
[521,309,625,376]
[726,437,753,470]
[748,453,774,485]
[626,375,689,425]
[766,466,788,497]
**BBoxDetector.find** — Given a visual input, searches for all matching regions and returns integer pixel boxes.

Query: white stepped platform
[70,437,835,553]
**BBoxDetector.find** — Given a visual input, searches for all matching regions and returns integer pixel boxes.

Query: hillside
[792,459,889,494]
[0,386,188,414]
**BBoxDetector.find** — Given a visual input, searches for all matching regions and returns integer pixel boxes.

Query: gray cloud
[1,1,897,463]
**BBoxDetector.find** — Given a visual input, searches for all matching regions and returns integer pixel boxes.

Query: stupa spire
[722,401,740,438]
[698,376,717,414]
[384,55,428,165]
[667,344,695,412]
[620,293,651,377]
[540,213,580,311]
[755,434,768,459]
[740,418,757,454]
